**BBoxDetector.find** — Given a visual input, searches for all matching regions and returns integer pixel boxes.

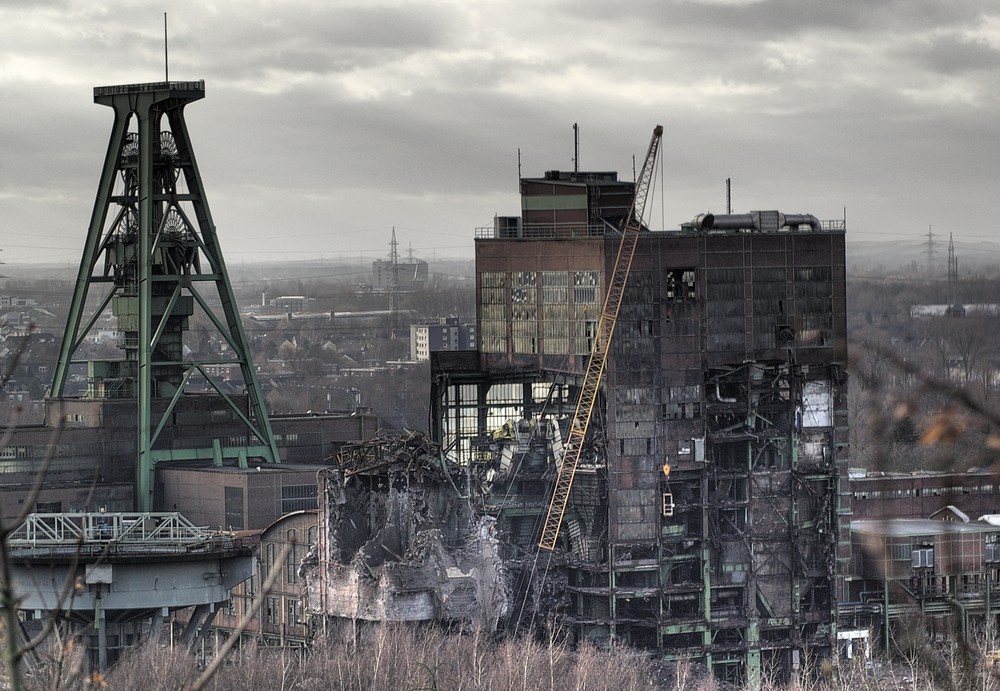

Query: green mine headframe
[50,81,279,511]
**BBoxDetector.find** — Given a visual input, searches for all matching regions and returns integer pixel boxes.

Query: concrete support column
[150,606,168,642]
[180,604,208,648]
[96,598,107,671]
[190,604,219,652]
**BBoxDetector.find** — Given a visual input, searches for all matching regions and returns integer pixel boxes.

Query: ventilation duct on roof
[690,211,822,232]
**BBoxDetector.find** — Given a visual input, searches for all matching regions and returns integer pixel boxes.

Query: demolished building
[303,430,510,631]
[306,158,849,687]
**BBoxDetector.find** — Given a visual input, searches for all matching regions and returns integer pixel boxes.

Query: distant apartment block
[0,296,37,308]
[372,258,429,292]
[410,317,477,361]
[272,295,315,312]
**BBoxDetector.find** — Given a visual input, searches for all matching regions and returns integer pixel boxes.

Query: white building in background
[410,317,477,361]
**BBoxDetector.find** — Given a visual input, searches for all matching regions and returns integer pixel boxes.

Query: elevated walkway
[7,512,254,670]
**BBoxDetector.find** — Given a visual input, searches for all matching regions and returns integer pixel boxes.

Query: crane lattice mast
[538,125,663,551]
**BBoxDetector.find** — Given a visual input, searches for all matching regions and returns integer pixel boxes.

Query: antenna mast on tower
[573,123,580,173]
[947,233,960,308]
[388,228,400,330]
[163,13,169,81]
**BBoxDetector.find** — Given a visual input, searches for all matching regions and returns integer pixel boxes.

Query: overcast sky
[2,1,1000,265]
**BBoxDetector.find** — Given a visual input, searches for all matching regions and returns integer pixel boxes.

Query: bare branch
[188,539,294,691]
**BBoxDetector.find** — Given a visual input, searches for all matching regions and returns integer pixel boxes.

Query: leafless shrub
[101,643,195,690]
[109,625,663,691]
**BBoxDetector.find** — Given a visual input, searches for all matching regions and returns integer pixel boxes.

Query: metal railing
[475,222,609,240]
[9,512,212,546]
[94,81,205,97]
[819,219,847,232]
[475,218,847,239]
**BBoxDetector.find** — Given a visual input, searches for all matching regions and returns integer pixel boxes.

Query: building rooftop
[157,463,327,475]
[852,518,1000,537]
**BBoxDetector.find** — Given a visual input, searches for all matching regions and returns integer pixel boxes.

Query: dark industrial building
[850,470,1000,521]
[844,518,1000,652]
[304,132,850,685]
[842,470,1000,649]
[447,173,849,685]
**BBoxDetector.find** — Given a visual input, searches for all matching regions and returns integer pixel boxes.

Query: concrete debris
[303,430,511,629]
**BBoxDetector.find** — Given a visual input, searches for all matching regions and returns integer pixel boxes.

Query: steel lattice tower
[50,81,279,510]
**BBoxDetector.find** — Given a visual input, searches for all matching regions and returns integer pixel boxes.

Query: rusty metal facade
[433,168,850,686]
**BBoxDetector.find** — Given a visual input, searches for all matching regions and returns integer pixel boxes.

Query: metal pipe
[781,213,822,231]
[714,383,738,404]
[691,213,714,230]
[689,211,822,232]
[691,213,756,231]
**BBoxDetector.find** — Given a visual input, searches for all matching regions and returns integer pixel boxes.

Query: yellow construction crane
[538,125,664,551]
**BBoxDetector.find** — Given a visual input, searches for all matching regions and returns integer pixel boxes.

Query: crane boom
[538,125,664,551]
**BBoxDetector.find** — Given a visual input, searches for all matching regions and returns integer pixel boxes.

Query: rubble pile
[303,430,511,629]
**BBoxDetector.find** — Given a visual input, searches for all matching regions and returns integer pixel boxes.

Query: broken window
[752,267,786,349]
[512,272,538,354]
[794,266,833,347]
[664,268,696,300]
[266,596,279,625]
[441,383,484,465]
[479,272,507,353]
[286,597,300,625]
[572,270,599,304]
[719,508,747,535]
[576,319,599,355]
[572,271,601,354]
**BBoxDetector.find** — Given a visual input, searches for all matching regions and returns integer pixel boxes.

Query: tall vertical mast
[947,233,959,308]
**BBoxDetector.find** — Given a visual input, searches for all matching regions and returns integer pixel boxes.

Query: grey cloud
[171,5,457,82]
[595,0,988,37]
[898,34,1000,75]
[6,1,1000,263]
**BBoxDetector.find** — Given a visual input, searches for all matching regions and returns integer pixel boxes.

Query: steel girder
[50,82,279,510]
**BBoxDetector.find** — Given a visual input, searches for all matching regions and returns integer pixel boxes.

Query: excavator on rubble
[537,125,664,551]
